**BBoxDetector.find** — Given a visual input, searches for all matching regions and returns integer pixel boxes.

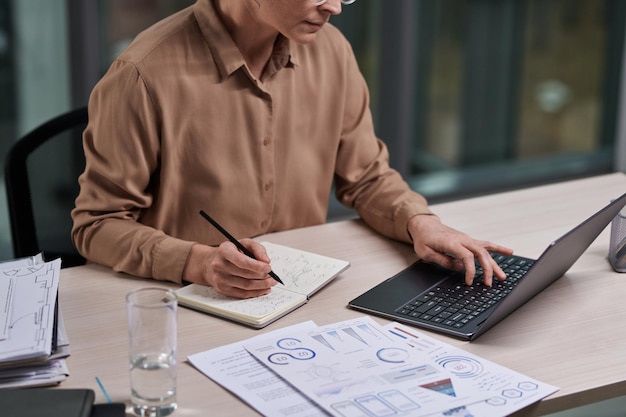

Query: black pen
[199,210,284,285]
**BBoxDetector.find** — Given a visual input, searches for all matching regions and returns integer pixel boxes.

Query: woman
[72,0,512,298]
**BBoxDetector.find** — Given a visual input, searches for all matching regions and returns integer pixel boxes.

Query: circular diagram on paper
[376,347,409,363]
[436,356,484,378]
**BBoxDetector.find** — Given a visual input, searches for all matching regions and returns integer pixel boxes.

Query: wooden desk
[58,173,626,416]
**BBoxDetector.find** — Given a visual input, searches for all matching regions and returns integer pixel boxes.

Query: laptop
[349,193,626,341]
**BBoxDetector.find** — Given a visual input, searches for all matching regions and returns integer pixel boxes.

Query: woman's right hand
[182,240,277,298]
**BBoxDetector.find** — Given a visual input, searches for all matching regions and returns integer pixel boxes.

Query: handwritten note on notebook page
[175,242,350,328]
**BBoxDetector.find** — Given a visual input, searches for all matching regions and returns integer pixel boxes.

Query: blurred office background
[2,0,626,255]
[0,1,625,415]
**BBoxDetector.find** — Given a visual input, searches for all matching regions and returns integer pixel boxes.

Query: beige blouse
[71,0,432,284]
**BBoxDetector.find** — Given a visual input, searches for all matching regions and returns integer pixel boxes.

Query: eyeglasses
[309,0,357,5]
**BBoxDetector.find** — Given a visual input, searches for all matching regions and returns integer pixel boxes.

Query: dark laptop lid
[471,192,626,339]
[349,193,626,341]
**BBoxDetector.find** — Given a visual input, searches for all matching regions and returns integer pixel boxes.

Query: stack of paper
[188,316,558,417]
[0,255,70,388]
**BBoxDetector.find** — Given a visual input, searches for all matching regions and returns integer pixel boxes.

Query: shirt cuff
[393,201,435,243]
[151,237,195,284]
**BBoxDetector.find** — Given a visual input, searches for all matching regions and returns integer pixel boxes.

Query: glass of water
[126,287,178,417]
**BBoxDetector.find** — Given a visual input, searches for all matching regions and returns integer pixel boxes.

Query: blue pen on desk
[95,376,112,403]
[199,210,284,285]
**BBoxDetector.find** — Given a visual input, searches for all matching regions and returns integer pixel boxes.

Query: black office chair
[4,106,88,268]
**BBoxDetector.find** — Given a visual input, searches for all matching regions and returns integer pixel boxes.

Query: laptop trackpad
[350,261,453,314]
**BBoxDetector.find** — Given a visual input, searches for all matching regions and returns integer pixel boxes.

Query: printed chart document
[187,321,327,417]
[244,316,490,417]
[189,316,558,417]
[175,242,350,328]
[0,258,61,363]
[0,254,44,341]
[383,323,559,417]
[0,257,70,388]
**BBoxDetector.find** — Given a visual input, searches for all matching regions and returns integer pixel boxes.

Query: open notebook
[175,242,350,328]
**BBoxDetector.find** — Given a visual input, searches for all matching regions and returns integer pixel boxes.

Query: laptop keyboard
[395,254,534,329]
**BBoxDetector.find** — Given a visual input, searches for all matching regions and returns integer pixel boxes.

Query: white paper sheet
[244,316,490,417]
[383,322,559,417]
[188,316,558,417]
[0,259,61,363]
[187,321,328,417]
[0,359,69,388]
[0,253,45,341]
